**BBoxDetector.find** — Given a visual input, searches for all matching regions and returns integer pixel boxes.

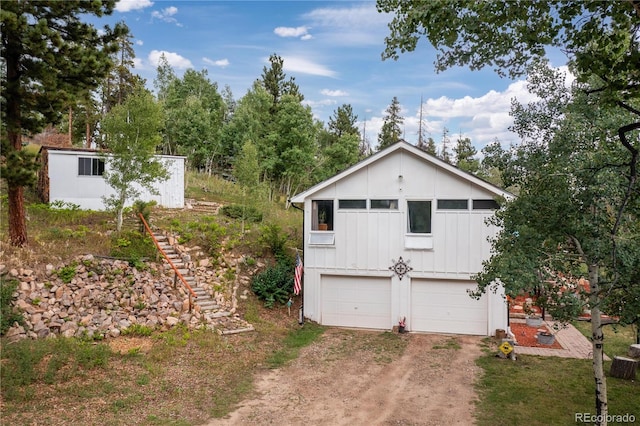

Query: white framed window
[473,199,500,210]
[437,199,468,210]
[406,200,433,249]
[338,199,366,209]
[371,199,398,209]
[407,200,432,233]
[312,200,334,231]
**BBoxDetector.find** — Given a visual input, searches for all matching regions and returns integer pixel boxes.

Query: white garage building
[290,141,511,336]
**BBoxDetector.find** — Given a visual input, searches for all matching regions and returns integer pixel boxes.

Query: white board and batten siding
[291,142,511,336]
[45,148,185,210]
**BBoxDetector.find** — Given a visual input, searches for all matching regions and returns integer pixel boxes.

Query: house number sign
[389,256,413,280]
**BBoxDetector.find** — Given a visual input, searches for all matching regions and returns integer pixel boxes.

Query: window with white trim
[312,200,333,231]
[371,199,398,209]
[407,200,432,233]
[472,199,500,210]
[437,199,468,210]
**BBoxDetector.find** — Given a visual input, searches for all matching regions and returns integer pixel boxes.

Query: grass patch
[572,320,637,359]
[266,322,325,368]
[475,336,640,425]
[432,337,462,350]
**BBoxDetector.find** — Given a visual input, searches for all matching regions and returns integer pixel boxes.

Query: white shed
[290,141,512,336]
[38,147,185,210]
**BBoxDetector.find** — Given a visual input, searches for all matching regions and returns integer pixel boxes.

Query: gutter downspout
[290,201,304,325]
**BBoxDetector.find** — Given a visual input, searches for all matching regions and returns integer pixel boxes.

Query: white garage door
[411,279,488,335]
[321,275,391,330]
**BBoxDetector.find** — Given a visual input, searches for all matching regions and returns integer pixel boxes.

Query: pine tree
[377,96,404,150]
[453,135,479,173]
[1,1,125,246]
[439,127,451,163]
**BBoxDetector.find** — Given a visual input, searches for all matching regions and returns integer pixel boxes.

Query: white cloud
[149,50,192,69]
[152,6,180,24]
[303,4,390,46]
[280,56,337,78]
[115,0,153,13]
[203,57,230,68]
[274,26,310,38]
[301,34,313,41]
[136,40,143,46]
[303,99,337,108]
[321,89,348,97]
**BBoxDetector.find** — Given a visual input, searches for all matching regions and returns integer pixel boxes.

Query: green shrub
[133,199,157,232]
[56,263,78,284]
[258,223,289,260]
[220,204,263,222]
[0,275,24,335]
[110,231,156,261]
[251,257,294,308]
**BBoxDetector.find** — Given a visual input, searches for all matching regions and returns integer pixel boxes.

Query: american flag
[294,253,303,296]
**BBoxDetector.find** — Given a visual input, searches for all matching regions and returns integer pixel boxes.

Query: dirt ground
[207,328,484,426]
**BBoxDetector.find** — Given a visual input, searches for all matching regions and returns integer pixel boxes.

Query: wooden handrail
[138,213,198,306]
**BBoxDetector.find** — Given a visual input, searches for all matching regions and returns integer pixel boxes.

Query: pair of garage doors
[320,275,488,335]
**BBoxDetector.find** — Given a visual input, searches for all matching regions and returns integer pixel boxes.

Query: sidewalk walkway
[512,320,610,360]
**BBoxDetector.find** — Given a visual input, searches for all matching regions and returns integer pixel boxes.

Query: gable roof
[290,141,513,203]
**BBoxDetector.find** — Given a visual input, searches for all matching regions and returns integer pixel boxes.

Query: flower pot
[526,317,543,327]
[537,332,555,345]
[318,223,328,231]
[398,326,406,333]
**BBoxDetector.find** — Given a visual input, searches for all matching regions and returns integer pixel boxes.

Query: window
[407,201,432,233]
[370,199,398,209]
[339,199,366,209]
[473,199,500,210]
[78,157,104,176]
[312,200,333,231]
[437,199,468,210]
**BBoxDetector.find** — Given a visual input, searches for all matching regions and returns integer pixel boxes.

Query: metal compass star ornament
[389,256,413,280]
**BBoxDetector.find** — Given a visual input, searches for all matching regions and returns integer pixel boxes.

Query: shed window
[339,199,366,209]
[472,199,500,210]
[437,199,468,210]
[371,199,398,209]
[312,200,333,231]
[407,201,432,234]
[78,157,104,176]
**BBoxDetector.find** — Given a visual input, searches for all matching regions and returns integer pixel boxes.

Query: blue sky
[103,0,567,152]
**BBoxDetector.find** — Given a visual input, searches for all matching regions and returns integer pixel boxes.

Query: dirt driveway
[207,328,484,425]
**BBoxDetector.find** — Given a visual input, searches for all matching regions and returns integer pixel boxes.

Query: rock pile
[3,253,250,342]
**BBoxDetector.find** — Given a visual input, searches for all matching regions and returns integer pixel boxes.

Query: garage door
[411,279,487,335]
[321,276,391,329]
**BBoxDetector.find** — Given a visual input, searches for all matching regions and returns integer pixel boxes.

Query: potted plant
[398,317,407,333]
[318,210,328,231]
[537,330,555,345]
[526,314,543,327]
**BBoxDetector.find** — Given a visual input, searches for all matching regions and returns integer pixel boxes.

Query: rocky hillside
[2,232,262,342]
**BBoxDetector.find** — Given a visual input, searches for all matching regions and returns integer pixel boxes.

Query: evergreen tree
[101,22,141,114]
[260,53,303,113]
[1,1,125,246]
[439,127,451,164]
[377,96,403,150]
[424,137,437,156]
[453,135,479,173]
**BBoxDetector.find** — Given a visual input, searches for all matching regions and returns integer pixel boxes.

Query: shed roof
[290,141,513,203]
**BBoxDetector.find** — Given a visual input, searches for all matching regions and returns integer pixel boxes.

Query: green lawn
[475,324,639,425]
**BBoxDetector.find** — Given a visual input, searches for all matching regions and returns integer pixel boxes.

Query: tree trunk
[6,42,28,246]
[8,185,27,246]
[588,264,608,426]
